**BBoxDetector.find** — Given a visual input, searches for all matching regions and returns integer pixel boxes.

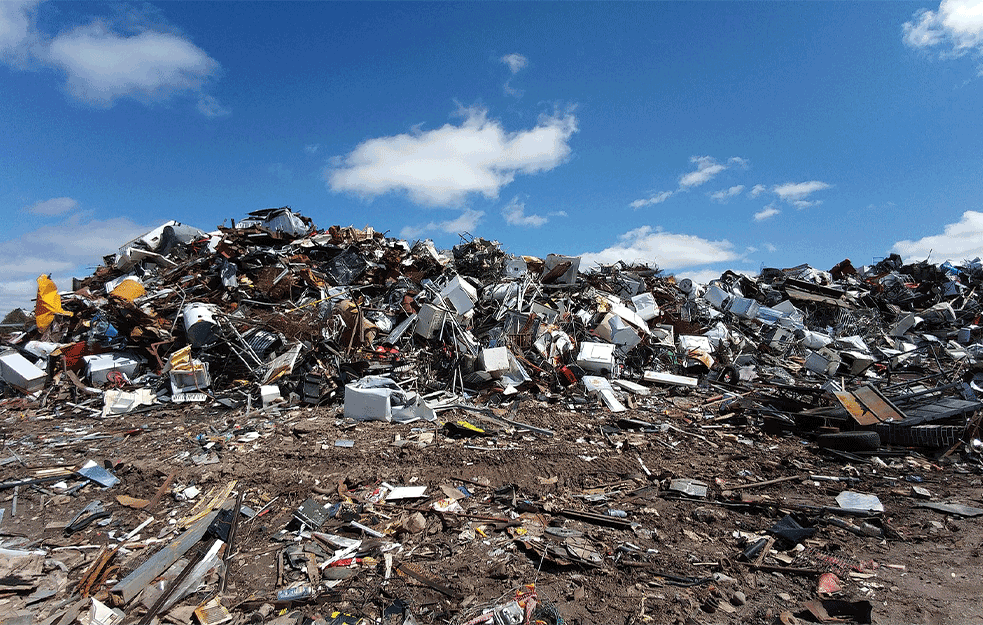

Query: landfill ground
[3,396,983,625]
[4,208,983,625]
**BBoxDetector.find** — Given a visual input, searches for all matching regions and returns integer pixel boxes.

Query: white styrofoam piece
[643,370,698,387]
[611,379,650,395]
[260,384,281,406]
[385,485,428,500]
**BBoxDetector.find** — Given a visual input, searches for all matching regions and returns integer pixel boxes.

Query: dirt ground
[2,391,983,625]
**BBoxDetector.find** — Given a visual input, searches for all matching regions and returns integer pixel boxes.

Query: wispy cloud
[268,163,293,182]
[903,0,983,57]
[501,53,528,74]
[0,1,40,67]
[305,143,321,155]
[754,206,780,222]
[400,209,484,240]
[26,196,78,216]
[548,210,568,218]
[677,155,748,189]
[0,1,226,114]
[502,197,547,227]
[679,156,728,188]
[579,226,738,270]
[197,94,230,117]
[709,185,745,203]
[764,242,778,252]
[772,180,831,208]
[630,191,672,209]
[327,105,578,207]
[892,210,983,262]
[500,53,528,97]
[749,184,767,198]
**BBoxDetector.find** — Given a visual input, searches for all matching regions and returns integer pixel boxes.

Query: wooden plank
[111,510,218,604]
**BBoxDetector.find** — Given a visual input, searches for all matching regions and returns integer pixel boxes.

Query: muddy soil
[2,395,982,625]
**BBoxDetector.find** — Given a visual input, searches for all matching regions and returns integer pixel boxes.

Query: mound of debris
[3,208,983,625]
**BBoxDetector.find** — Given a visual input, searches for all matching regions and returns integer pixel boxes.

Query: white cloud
[630,191,672,209]
[579,226,738,270]
[0,0,39,66]
[679,156,729,188]
[26,196,78,216]
[501,53,528,75]
[892,210,983,262]
[0,3,225,114]
[764,243,778,252]
[0,213,156,315]
[197,94,230,117]
[46,21,219,106]
[327,106,578,207]
[400,209,485,240]
[548,210,568,218]
[305,143,321,155]
[903,0,983,55]
[502,197,547,227]
[772,180,831,205]
[709,185,745,203]
[754,206,780,221]
[749,184,767,198]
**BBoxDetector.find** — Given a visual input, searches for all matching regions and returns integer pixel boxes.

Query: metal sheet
[833,391,878,426]
[853,386,903,421]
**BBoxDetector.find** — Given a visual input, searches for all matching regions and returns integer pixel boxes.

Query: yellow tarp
[35,275,72,331]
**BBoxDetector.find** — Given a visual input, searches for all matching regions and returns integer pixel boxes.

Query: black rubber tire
[816,431,881,452]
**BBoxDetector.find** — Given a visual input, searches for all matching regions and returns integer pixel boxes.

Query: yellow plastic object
[110,278,146,302]
[34,274,73,331]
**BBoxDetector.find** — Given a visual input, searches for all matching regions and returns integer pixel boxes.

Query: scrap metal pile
[3,207,983,624]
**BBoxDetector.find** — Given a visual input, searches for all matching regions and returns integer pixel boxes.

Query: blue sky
[2,1,983,315]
